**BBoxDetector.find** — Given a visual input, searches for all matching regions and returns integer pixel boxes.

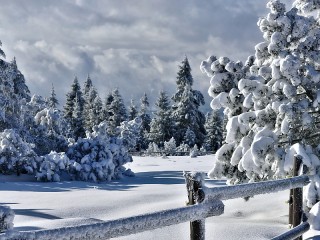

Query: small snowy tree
[117,117,142,151]
[164,137,176,156]
[48,84,59,108]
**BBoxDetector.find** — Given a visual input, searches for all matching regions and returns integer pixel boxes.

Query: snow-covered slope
[1,155,291,239]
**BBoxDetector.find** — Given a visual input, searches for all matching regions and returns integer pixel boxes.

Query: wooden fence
[0,172,311,240]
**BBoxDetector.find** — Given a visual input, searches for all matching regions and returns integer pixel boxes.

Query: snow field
[1,155,293,239]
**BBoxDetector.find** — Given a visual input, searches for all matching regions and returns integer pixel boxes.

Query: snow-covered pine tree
[107,88,127,135]
[204,110,223,153]
[63,76,84,137]
[10,57,30,101]
[84,87,98,131]
[48,84,59,108]
[172,56,206,147]
[72,94,85,140]
[83,74,93,96]
[138,92,151,149]
[128,99,138,120]
[0,55,31,131]
[183,127,196,147]
[147,90,173,147]
[202,0,320,213]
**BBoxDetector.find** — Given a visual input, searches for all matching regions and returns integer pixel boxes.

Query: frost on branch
[203,0,320,192]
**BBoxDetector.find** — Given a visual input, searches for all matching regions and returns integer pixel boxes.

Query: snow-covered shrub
[67,121,132,182]
[35,151,70,182]
[176,143,190,156]
[117,117,142,151]
[164,137,176,156]
[109,136,133,179]
[0,206,14,233]
[146,142,161,156]
[190,144,199,158]
[0,129,37,175]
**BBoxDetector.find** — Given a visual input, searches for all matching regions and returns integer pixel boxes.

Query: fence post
[290,156,303,240]
[184,172,205,240]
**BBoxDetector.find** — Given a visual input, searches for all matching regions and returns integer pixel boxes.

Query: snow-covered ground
[1,155,294,239]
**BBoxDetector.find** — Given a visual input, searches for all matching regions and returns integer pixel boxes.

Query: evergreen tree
[72,95,85,139]
[172,57,206,147]
[91,95,103,127]
[83,74,93,96]
[0,54,31,131]
[204,110,223,152]
[84,87,98,131]
[107,88,127,135]
[183,127,196,147]
[147,91,173,147]
[48,84,59,108]
[138,92,151,149]
[128,99,138,120]
[63,76,84,137]
[10,57,31,101]
[102,92,113,122]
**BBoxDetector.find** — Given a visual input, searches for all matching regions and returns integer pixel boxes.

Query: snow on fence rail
[0,201,224,240]
[0,174,311,240]
[204,175,310,201]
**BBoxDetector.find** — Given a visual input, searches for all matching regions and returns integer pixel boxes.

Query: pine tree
[128,99,138,120]
[183,127,196,147]
[63,76,84,137]
[138,92,151,149]
[83,74,93,96]
[107,88,127,135]
[172,57,206,147]
[72,94,85,139]
[48,84,59,108]
[147,91,173,147]
[102,92,113,122]
[204,110,223,153]
[84,87,98,130]
[10,57,31,101]
[91,95,103,127]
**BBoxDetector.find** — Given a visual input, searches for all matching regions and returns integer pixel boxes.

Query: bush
[0,129,37,175]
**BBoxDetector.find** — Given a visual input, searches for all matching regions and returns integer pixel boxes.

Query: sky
[0,0,293,110]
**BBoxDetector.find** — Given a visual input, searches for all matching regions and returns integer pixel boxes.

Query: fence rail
[0,172,312,240]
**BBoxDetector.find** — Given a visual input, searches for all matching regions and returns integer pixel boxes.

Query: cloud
[0,0,274,109]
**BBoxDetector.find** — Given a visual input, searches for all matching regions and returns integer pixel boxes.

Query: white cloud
[0,0,273,108]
